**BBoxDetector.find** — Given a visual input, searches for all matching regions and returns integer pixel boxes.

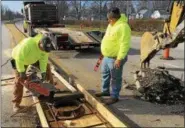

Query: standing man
[11,34,54,112]
[96,7,131,105]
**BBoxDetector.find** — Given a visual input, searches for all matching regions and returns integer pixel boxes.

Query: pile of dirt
[134,67,184,105]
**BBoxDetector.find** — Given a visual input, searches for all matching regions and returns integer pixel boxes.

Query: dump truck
[22,1,103,50]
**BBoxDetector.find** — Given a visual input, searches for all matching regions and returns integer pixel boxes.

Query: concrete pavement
[1,23,38,127]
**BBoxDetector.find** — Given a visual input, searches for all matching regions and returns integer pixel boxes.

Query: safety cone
[160,48,174,60]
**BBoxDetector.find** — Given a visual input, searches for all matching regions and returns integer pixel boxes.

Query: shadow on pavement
[165,67,184,72]
[74,47,141,58]
[108,95,184,117]
[128,48,140,55]
[74,48,101,59]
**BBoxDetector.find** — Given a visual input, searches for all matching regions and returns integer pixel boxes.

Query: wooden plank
[67,115,102,127]
[51,68,77,92]
[82,104,92,115]
[76,83,127,127]
[50,115,102,127]
[32,96,49,128]
[93,124,107,127]
[44,110,54,122]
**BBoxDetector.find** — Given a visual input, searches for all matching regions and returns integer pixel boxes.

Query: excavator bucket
[140,1,185,68]
[140,19,184,69]
[140,32,158,68]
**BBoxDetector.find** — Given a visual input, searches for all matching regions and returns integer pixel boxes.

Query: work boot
[13,104,24,113]
[95,92,110,97]
[13,104,21,113]
[103,97,119,105]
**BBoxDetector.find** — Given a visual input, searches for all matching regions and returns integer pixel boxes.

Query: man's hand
[41,72,46,81]
[41,72,50,83]
[19,72,27,82]
[114,59,121,69]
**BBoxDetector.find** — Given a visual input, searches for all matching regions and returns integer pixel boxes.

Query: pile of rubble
[134,67,184,105]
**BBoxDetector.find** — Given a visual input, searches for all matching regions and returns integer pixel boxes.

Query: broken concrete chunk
[133,73,138,80]
[141,72,146,77]
[138,70,143,76]
[134,68,184,105]
[135,80,141,89]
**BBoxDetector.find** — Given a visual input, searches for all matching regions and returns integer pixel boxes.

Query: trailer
[22,1,103,50]
[33,27,102,50]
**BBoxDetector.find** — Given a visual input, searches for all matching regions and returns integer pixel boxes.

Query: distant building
[151,10,160,19]
[91,17,94,21]
[136,9,153,19]
[151,10,170,19]
[63,15,66,20]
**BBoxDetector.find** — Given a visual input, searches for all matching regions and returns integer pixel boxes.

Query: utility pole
[57,0,59,21]
[126,1,131,18]
[80,0,81,20]
[127,1,131,24]
[99,0,102,20]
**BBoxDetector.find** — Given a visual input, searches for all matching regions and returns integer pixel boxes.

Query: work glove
[41,72,47,81]
[18,72,28,85]
[19,72,27,80]
[114,59,121,69]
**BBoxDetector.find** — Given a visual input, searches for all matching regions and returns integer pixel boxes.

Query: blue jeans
[101,56,127,98]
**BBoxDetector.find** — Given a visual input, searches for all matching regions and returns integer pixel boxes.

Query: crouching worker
[11,34,54,112]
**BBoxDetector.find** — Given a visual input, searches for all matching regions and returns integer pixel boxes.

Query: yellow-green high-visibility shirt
[23,20,28,29]
[101,14,131,60]
[12,34,49,73]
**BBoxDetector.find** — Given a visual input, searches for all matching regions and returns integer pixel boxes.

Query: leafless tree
[68,0,89,20]
[1,4,22,20]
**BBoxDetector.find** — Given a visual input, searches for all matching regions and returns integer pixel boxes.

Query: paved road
[1,23,13,77]
[1,23,37,127]
[15,21,184,127]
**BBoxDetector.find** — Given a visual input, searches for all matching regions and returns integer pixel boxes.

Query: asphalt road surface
[1,23,37,127]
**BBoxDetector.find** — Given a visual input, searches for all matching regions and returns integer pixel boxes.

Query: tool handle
[94,55,103,71]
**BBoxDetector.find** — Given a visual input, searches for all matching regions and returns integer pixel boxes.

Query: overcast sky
[2,1,23,13]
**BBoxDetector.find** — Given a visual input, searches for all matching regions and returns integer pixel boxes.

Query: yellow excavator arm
[140,0,185,68]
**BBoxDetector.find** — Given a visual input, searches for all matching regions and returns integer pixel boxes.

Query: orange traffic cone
[160,48,174,60]
[163,48,170,58]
